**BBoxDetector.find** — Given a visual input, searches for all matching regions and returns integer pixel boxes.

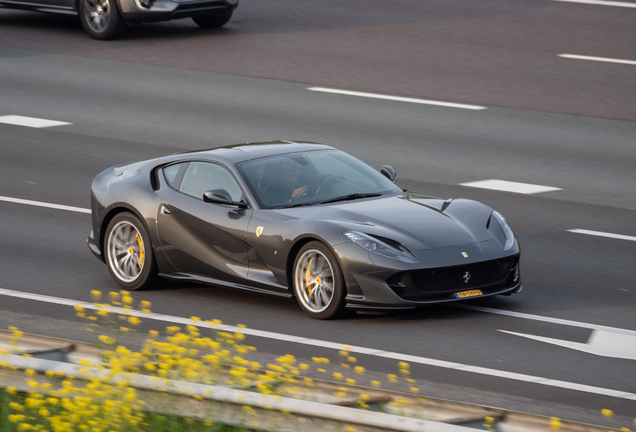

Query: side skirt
[158,272,293,299]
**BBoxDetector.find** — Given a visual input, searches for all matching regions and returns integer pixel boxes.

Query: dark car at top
[0,0,237,39]
[87,141,522,319]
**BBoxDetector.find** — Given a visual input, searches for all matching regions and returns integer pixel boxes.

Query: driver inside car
[261,161,311,206]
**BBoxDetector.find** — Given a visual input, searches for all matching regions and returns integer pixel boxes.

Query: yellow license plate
[455,290,483,299]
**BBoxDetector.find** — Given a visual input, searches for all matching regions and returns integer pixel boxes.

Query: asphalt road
[1,0,635,426]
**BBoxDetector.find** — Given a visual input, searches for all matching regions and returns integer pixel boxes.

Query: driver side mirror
[380,165,398,183]
[203,189,248,208]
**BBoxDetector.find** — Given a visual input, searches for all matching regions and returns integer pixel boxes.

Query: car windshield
[237,150,402,209]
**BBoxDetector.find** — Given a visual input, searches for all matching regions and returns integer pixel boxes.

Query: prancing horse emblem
[463,272,471,284]
[256,226,264,238]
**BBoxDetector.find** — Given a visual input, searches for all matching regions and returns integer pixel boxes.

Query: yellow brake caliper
[305,258,313,293]
[136,233,145,269]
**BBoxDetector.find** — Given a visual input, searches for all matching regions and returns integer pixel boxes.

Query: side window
[163,162,188,190]
[179,162,244,202]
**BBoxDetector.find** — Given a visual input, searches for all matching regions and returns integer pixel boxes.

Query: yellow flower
[550,417,561,431]
[354,366,365,374]
[371,380,381,388]
[387,373,398,383]
[332,372,344,380]
[410,387,420,394]
[149,330,159,337]
[90,290,102,299]
[9,402,23,411]
[39,408,51,417]
[123,295,133,304]
[25,369,36,375]
[120,327,129,332]
[317,368,326,373]
[128,316,141,326]
[344,427,357,431]
[347,356,357,363]
[602,409,614,418]
[140,300,151,309]
[7,386,17,394]
[74,305,84,312]
[78,359,93,367]
[398,361,410,369]
[346,378,356,385]
[339,350,348,356]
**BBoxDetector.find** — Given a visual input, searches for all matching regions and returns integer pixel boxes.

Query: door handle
[161,205,171,215]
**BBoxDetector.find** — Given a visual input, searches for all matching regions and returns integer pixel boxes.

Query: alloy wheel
[107,220,145,283]
[83,0,111,34]
[295,249,335,313]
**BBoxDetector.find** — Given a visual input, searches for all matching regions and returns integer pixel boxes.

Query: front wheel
[79,0,126,40]
[293,242,346,319]
[192,11,232,28]
[104,212,162,290]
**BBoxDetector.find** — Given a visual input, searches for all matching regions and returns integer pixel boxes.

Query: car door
[156,161,252,284]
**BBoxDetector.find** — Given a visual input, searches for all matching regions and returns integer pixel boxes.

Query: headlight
[491,211,514,250]
[344,231,419,263]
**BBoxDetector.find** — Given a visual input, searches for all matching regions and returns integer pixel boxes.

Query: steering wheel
[316,175,346,195]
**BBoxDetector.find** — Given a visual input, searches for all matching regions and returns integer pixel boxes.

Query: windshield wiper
[320,193,382,204]
[278,202,317,209]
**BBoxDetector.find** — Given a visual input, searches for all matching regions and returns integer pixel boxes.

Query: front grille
[387,256,518,300]
[174,1,226,11]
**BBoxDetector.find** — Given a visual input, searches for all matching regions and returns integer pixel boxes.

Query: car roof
[178,141,337,164]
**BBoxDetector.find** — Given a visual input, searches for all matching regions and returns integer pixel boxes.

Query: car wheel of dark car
[192,11,232,28]
[105,212,162,290]
[79,0,126,40]
[293,241,346,320]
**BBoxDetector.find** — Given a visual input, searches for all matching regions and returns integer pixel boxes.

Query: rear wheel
[293,242,346,320]
[192,11,232,28]
[79,0,126,40]
[104,212,162,290]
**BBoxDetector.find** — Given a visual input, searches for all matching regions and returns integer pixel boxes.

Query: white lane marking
[499,330,636,361]
[568,229,636,242]
[559,54,636,66]
[0,287,635,401]
[459,179,562,195]
[454,304,636,336]
[0,115,72,128]
[552,0,636,8]
[0,196,91,214]
[307,87,487,111]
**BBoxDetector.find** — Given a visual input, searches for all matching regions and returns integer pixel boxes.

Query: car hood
[273,192,495,251]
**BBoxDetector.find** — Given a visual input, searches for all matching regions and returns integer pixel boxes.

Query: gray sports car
[0,0,237,39]
[87,141,521,319]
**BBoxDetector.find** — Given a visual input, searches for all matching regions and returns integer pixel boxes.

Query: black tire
[292,241,346,320]
[192,11,232,28]
[104,212,163,290]
[79,0,126,40]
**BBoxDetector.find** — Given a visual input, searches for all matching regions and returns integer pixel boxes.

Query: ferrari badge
[256,226,264,237]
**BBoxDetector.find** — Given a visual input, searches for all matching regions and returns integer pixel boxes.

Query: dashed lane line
[0,287,634,401]
[0,196,90,214]
[307,87,487,110]
[459,179,562,194]
[0,115,72,128]
[559,54,636,66]
[454,304,636,336]
[552,0,636,8]
[568,229,636,242]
